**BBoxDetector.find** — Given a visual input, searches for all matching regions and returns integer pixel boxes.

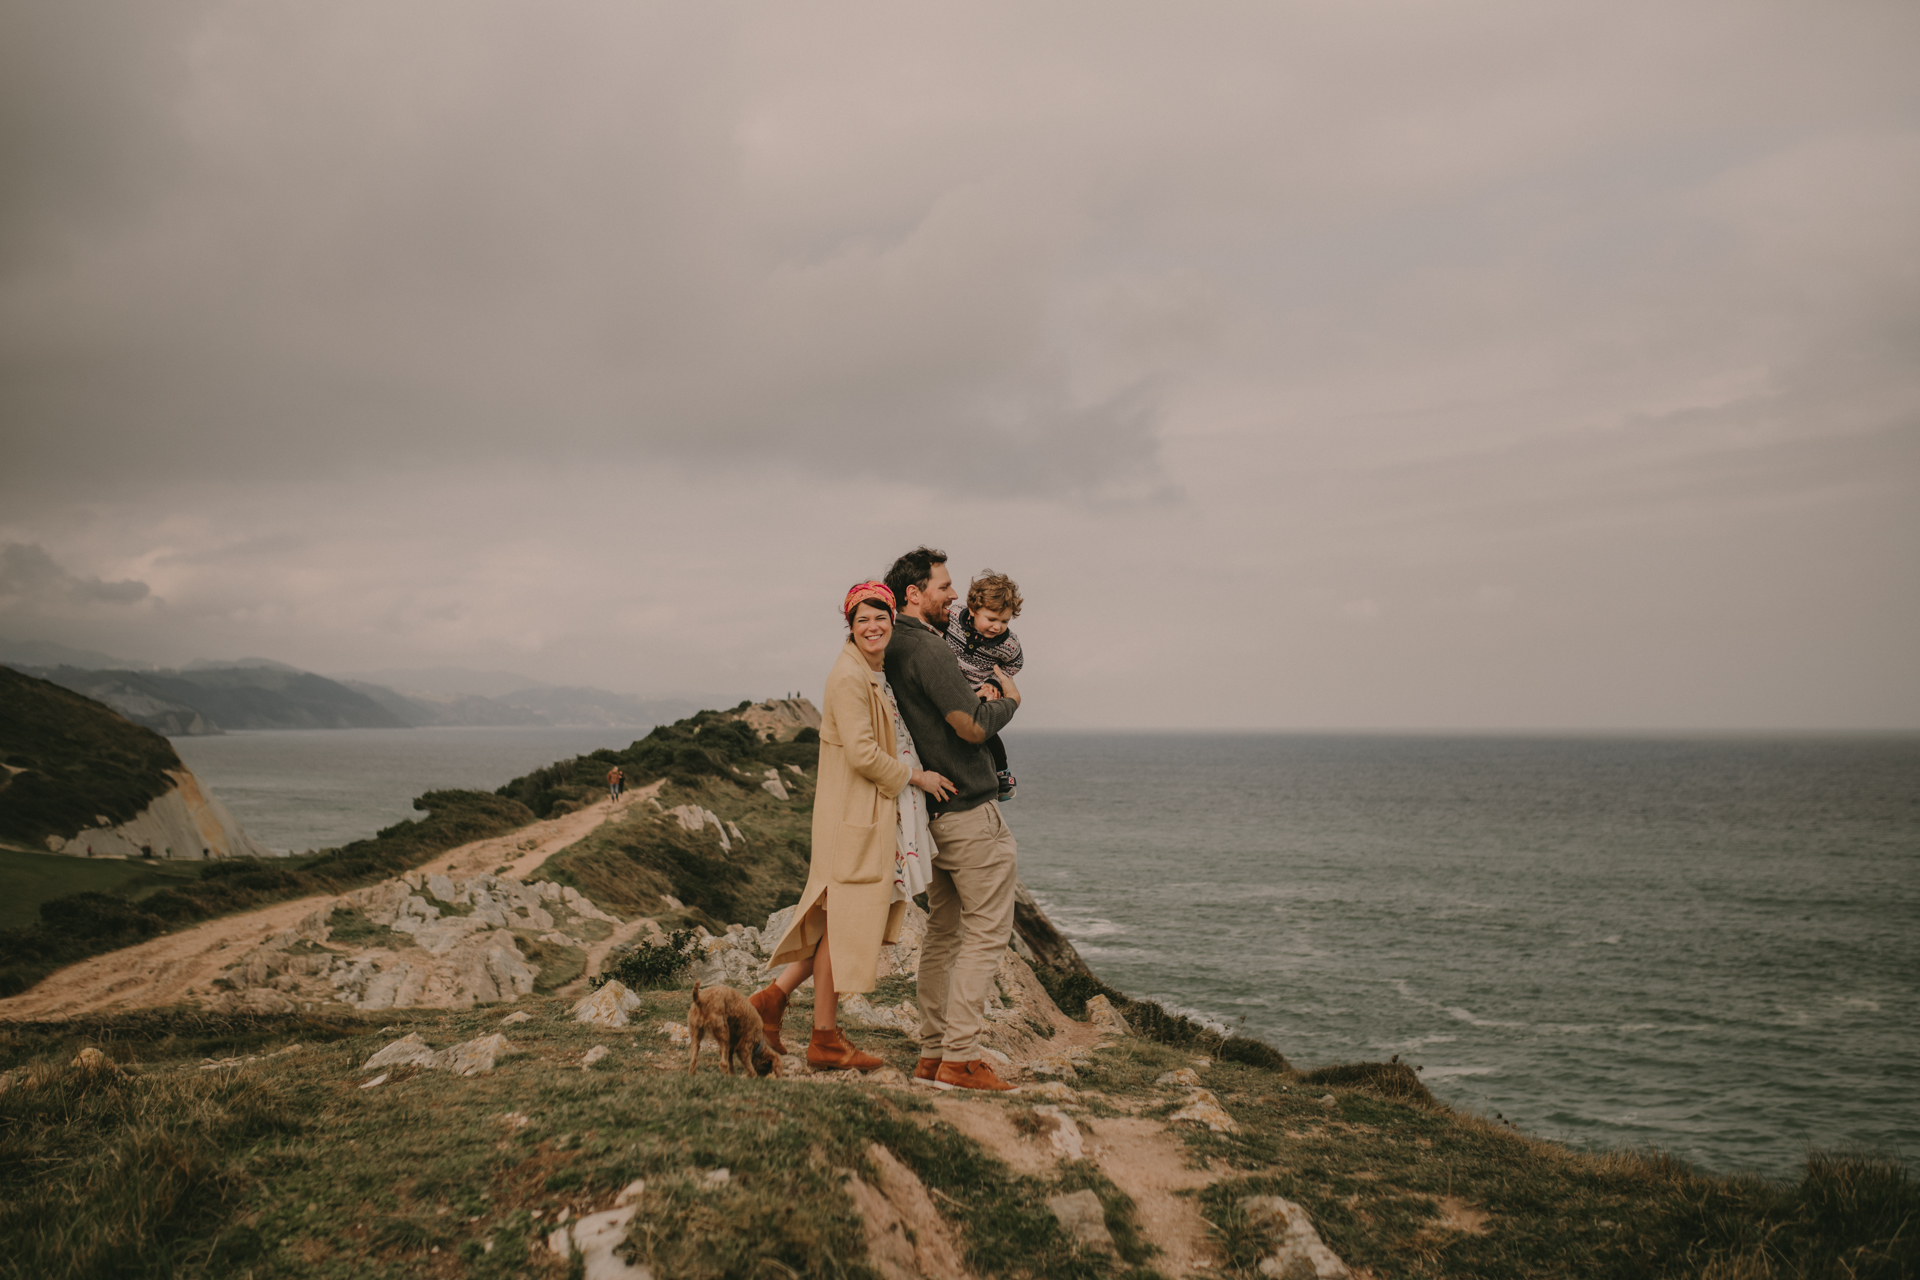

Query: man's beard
[924,598,951,627]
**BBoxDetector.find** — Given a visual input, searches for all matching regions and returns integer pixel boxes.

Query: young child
[944,571,1025,801]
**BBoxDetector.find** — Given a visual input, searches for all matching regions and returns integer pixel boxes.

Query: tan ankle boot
[807,1027,882,1072]
[747,985,790,1055]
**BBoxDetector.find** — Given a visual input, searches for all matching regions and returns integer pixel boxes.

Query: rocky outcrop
[729,697,821,742]
[204,870,626,1013]
[45,767,269,860]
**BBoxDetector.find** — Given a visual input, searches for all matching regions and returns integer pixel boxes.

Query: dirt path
[928,1093,1226,1275]
[0,790,650,1022]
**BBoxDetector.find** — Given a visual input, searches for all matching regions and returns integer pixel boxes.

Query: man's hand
[991,666,1021,705]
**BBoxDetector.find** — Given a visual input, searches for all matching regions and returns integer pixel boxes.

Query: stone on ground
[547,1204,650,1279]
[1240,1196,1353,1279]
[1156,1067,1202,1087]
[572,981,643,1028]
[1084,994,1132,1037]
[1030,1104,1085,1159]
[501,1010,532,1024]
[1170,1087,1240,1133]
[842,1143,972,1280]
[583,1045,610,1068]
[361,1033,437,1072]
[1047,1188,1115,1251]
[433,1033,512,1076]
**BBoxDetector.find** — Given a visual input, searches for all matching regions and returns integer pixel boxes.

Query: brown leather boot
[747,984,790,1055]
[912,1056,943,1085]
[807,1027,883,1072]
[933,1058,1016,1092]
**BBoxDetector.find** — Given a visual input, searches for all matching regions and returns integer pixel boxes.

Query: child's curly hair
[967,571,1023,618]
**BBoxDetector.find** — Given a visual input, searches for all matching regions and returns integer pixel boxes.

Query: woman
[750,582,954,1070]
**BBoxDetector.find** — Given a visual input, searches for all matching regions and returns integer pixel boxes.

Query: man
[606,764,624,803]
[882,545,1024,1092]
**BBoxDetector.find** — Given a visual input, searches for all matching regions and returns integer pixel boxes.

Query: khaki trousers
[916,800,1018,1060]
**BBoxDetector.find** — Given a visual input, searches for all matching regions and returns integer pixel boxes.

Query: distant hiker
[881,546,1022,1092]
[758,582,955,1073]
[606,765,624,803]
[944,570,1025,801]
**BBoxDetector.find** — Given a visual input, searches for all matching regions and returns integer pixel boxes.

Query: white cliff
[43,766,270,860]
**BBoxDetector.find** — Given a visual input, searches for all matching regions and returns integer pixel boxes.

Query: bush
[594,928,702,990]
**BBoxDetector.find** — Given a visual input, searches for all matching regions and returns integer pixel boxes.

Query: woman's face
[851,601,893,658]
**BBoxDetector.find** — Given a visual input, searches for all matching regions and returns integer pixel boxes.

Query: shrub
[594,928,702,990]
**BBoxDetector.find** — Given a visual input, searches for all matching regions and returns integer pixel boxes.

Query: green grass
[0,848,205,929]
[0,665,183,848]
[2,992,1912,1280]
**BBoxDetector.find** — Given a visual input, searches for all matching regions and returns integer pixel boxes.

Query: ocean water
[1009,732,1920,1181]
[172,725,653,853]
[171,725,1918,1179]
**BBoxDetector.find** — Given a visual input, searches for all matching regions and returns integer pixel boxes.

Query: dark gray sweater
[885,613,1018,815]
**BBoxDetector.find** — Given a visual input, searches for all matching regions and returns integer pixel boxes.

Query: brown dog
[687,981,783,1078]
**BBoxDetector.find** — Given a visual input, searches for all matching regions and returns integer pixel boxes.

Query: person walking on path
[881,546,1023,1092]
[756,582,956,1072]
[606,765,624,804]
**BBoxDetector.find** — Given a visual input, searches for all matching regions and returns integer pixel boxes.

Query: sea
[172,726,1920,1181]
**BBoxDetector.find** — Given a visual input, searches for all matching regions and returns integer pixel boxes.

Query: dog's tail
[690,978,702,1002]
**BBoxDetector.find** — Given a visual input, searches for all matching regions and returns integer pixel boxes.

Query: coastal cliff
[0,665,267,859]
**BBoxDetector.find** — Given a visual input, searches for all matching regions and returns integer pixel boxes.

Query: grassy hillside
[0,791,534,998]
[0,665,184,849]
[2,994,1912,1279]
[0,850,206,930]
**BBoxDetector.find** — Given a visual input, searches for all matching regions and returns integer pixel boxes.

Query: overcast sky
[3,1,1916,730]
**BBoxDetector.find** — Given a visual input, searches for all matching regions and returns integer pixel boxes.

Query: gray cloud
[1,1,1915,727]
[0,543,150,607]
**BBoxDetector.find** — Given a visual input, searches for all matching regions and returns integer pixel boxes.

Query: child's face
[970,605,1013,638]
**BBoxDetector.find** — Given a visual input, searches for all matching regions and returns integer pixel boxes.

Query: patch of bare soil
[929,1095,1226,1276]
[1426,1194,1491,1235]
[0,793,640,1021]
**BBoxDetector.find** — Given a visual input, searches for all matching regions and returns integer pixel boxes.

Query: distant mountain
[0,637,147,671]
[328,666,555,700]
[16,665,408,733]
[493,686,696,728]
[336,680,548,728]
[183,657,306,673]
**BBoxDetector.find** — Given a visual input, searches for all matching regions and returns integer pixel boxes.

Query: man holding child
[881,546,1024,1093]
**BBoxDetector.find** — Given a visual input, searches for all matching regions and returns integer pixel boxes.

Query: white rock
[703,1168,731,1187]
[573,981,644,1028]
[359,1073,389,1089]
[840,995,919,1035]
[1156,1068,1203,1087]
[501,1010,532,1025]
[981,1046,1011,1065]
[1030,1104,1085,1159]
[1318,1094,1338,1109]
[1241,1196,1353,1279]
[1029,1051,1079,1082]
[1084,994,1132,1037]
[1046,1188,1113,1251]
[547,1204,650,1279]
[362,1033,437,1072]
[660,1021,691,1047]
[614,1179,646,1206]
[1170,1087,1240,1133]
[583,1045,611,1069]
[433,1033,514,1076]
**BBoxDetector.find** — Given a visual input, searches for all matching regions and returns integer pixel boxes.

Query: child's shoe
[996,771,1017,801]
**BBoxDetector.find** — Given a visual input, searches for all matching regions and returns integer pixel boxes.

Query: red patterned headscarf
[842,581,896,620]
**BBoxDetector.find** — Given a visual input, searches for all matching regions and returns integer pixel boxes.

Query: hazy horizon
[4,2,1916,732]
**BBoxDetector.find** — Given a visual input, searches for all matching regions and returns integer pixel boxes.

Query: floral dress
[879,673,933,904]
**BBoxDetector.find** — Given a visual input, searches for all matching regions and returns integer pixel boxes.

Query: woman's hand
[990,666,1021,705]
[912,769,956,802]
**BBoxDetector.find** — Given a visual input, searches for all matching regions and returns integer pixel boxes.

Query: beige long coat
[768,640,913,993]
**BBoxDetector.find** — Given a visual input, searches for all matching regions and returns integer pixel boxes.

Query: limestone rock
[1170,1087,1240,1133]
[689,942,767,990]
[70,1047,112,1071]
[501,1010,532,1025]
[434,1033,512,1076]
[1028,1051,1079,1082]
[362,1033,438,1072]
[762,905,796,952]
[660,1021,691,1047]
[1030,1104,1085,1159]
[573,981,644,1028]
[1047,1188,1114,1251]
[1084,994,1131,1037]
[1025,1080,1078,1103]
[841,995,919,1035]
[1240,1196,1352,1279]
[842,1143,970,1280]
[1156,1068,1203,1087]
[547,1204,650,1279]
[583,1045,611,1069]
